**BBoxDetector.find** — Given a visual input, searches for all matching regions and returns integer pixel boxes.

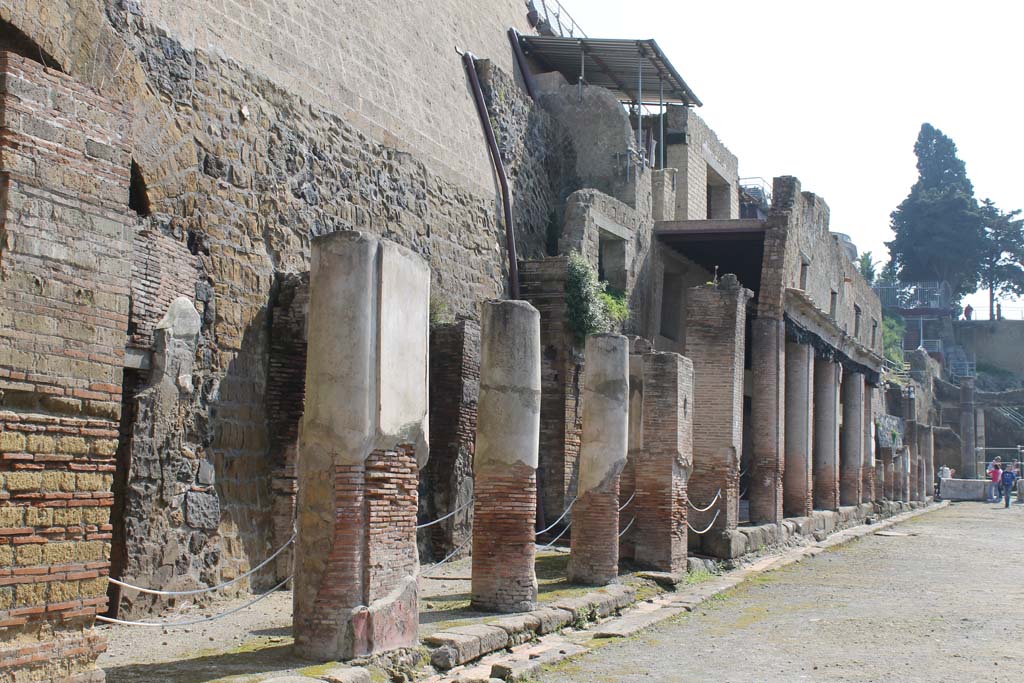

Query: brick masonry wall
[471,461,537,613]
[568,484,620,585]
[128,228,200,349]
[0,52,131,682]
[520,258,581,528]
[266,272,308,581]
[420,320,480,562]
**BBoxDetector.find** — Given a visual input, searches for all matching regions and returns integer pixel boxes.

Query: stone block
[185,490,221,529]
[532,607,574,634]
[426,632,481,670]
[938,478,987,501]
[320,666,372,683]
[447,624,509,656]
[702,529,747,559]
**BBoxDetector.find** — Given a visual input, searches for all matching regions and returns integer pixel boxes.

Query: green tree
[886,123,984,300]
[857,251,878,286]
[979,198,1024,319]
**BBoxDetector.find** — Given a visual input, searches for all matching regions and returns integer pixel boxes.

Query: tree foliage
[979,198,1024,318]
[857,251,878,286]
[886,123,984,301]
[566,252,628,343]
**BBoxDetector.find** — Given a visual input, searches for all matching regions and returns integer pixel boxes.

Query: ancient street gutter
[462,51,520,299]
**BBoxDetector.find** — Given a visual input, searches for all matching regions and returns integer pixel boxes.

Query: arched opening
[129,161,151,216]
[0,19,63,71]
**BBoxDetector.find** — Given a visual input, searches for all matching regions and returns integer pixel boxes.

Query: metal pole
[578,41,584,102]
[659,77,664,169]
[637,49,643,157]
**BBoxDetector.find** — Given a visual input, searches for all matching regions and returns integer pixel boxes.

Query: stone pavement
[534,501,1024,683]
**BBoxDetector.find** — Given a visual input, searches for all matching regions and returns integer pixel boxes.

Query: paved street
[536,502,1024,683]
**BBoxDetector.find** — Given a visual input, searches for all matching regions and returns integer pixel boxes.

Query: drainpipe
[462,51,520,300]
[507,28,537,101]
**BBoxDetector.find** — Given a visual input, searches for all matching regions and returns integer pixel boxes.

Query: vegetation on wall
[566,251,629,343]
[882,314,906,365]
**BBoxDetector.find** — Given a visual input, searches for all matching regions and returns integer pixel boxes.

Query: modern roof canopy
[518,35,702,107]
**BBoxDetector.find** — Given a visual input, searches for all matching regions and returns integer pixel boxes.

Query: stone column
[906,420,920,501]
[784,342,814,518]
[618,337,651,561]
[295,232,429,660]
[750,317,785,524]
[875,455,885,501]
[900,447,912,502]
[839,371,865,506]
[960,377,977,479]
[976,408,987,464]
[684,277,751,533]
[813,358,841,510]
[910,454,921,502]
[569,334,629,585]
[862,387,876,502]
[921,425,935,500]
[633,352,693,574]
[884,449,895,500]
[471,300,542,613]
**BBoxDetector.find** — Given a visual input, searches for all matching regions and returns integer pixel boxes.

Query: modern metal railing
[873,281,952,310]
[528,0,587,38]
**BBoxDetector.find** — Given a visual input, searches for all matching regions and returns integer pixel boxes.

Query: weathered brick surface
[420,321,480,562]
[749,317,785,524]
[633,352,692,574]
[471,463,538,613]
[684,279,749,532]
[568,485,620,585]
[128,229,200,349]
[840,372,865,506]
[783,342,814,518]
[0,52,129,682]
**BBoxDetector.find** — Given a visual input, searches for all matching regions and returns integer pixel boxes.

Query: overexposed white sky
[563,0,1023,317]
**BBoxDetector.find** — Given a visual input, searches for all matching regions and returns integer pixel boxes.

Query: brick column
[471,301,541,613]
[875,455,885,501]
[783,342,814,518]
[812,358,840,510]
[900,448,912,502]
[750,317,785,524]
[921,426,935,500]
[633,352,693,574]
[294,232,429,660]
[883,449,895,500]
[910,454,921,502]
[862,387,876,502]
[569,334,628,585]
[959,378,977,479]
[976,409,986,460]
[839,371,864,506]
[684,277,750,532]
[618,337,651,561]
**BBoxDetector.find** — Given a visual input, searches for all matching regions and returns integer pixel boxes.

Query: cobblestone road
[536,502,1024,683]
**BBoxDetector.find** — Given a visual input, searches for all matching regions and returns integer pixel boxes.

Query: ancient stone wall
[0,51,131,682]
[664,107,739,221]
[129,228,200,349]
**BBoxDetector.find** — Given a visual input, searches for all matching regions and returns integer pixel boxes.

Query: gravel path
[536,502,1024,683]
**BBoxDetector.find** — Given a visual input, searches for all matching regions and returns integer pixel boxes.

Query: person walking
[1000,464,1017,508]
[989,463,1003,502]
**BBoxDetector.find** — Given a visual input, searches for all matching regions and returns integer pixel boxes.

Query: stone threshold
[420,500,949,682]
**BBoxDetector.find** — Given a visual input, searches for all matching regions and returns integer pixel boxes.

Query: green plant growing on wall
[882,314,906,365]
[565,252,629,342]
[429,293,454,327]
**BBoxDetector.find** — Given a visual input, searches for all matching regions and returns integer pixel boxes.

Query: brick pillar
[294,232,429,660]
[875,456,885,501]
[783,342,814,518]
[618,337,651,561]
[921,426,935,500]
[750,317,785,524]
[906,419,920,502]
[910,453,921,502]
[569,334,628,585]
[420,320,480,562]
[960,378,977,479]
[471,301,541,613]
[883,449,895,500]
[976,408,986,463]
[633,352,693,574]
[900,448,911,502]
[862,387,876,502]
[812,358,840,511]
[684,277,750,532]
[839,371,864,506]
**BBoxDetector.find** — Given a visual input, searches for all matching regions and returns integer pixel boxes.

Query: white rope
[618,516,635,538]
[537,520,572,549]
[95,575,291,627]
[687,510,720,535]
[536,496,577,536]
[618,491,636,512]
[417,497,474,530]
[688,489,721,513]
[739,487,749,499]
[108,529,297,597]
[421,535,472,577]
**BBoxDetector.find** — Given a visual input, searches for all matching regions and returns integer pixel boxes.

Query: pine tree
[979,199,1024,319]
[857,251,878,286]
[886,123,984,300]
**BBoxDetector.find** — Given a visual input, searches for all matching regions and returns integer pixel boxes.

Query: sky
[561,0,1024,317]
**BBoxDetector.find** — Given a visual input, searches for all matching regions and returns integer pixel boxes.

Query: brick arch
[0,0,192,208]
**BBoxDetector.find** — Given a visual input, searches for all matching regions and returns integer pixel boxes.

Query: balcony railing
[873,281,951,310]
[528,0,587,38]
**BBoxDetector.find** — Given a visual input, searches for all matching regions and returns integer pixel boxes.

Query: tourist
[965,304,974,320]
[1000,464,1017,508]
[988,462,1003,502]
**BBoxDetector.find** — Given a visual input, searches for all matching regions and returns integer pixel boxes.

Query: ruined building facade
[0,1,931,681]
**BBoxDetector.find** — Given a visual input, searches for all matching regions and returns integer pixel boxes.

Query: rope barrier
[688,488,721,513]
[739,487,748,499]
[108,530,296,597]
[618,517,635,538]
[420,535,472,577]
[618,491,636,512]
[536,496,577,536]
[686,510,720,535]
[95,575,291,627]
[416,497,474,530]
[537,520,572,549]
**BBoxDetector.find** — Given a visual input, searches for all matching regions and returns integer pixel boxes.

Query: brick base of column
[618,457,637,560]
[471,462,537,612]
[861,466,876,503]
[633,455,687,574]
[689,463,739,530]
[750,464,783,524]
[568,483,620,585]
[294,447,418,660]
[0,628,106,683]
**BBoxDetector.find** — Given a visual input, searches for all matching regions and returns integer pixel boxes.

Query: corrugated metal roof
[518,35,701,107]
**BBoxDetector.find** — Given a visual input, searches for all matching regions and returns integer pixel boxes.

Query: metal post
[637,48,643,158]
[578,41,584,102]
[659,77,664,170]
